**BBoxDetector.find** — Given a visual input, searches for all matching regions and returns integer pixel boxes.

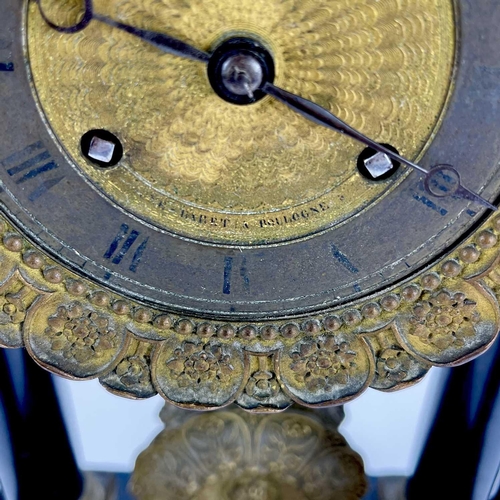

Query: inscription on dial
[0,141,64,201]
[411,184,448,217]
[177,202,331,235]
[26,0,456,245]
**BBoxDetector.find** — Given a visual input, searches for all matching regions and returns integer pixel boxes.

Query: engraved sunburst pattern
[27,0,455,243]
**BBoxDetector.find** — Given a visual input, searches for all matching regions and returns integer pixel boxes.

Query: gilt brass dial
[2,0,497,319]
[27,0,455,244]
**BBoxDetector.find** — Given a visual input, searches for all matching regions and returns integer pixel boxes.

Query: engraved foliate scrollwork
[130,405,368,499]
[26,0,455,245]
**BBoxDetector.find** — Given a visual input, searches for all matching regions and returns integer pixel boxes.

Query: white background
[56,366,448,475]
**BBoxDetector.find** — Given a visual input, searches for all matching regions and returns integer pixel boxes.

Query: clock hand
[262,81,497,211]
[35,0,210,63]
[33,3,496,211]
[92,13,210,63]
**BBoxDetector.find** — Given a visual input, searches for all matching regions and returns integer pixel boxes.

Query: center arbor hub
[208,37,275,105]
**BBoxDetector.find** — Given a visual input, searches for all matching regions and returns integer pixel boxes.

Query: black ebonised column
[0,349,83,500]
[408,337,500,500]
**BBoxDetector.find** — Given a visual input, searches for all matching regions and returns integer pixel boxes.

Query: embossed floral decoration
[377,348,412,383]
[290,337,356,392]
[166,342,234,388]
[116,355,150,388]
[409,291,480,349]
[46,303,119,363]
[245,369,280,401]
[0,286,33,325]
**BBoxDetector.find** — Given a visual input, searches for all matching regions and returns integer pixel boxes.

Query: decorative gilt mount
[1,210,499,412]
[130,404,367,499]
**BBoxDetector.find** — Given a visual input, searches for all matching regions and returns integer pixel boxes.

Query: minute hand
[262,81,496,211]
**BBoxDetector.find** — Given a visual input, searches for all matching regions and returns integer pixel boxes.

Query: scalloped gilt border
[1,211,500,411]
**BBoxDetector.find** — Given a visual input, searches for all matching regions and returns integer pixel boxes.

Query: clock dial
[0,0,498,321]
[27,0,455,245]
[1,0,500,410]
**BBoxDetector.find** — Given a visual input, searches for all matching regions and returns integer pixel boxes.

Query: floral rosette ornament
[0,287,30,325]
[245,369,281,401]
[115,355,150,388]
[409,291,480,350]
[376,348,413,384]
[46,303,120,363]
[166,341,235,388]
[290,337,357,392]
[154,339,246,408]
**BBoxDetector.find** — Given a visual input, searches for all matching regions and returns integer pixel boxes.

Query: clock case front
[0,0,500,410]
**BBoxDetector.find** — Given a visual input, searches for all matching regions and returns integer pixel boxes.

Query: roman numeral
[331,244,359,274]
[222,256,250,295]
[0,62,14,72]
[0,141,64,201]
[0,38,13,71]
[104,223,149,273]
[223,256,233,294]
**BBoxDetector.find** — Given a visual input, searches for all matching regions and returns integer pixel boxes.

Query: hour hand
[93,14,210,63]
[262,82,497,211]
[35,0,210,63]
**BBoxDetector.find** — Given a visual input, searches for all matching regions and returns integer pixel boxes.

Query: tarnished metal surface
[27,0,455,244]
[0,0,499,319]
[0,212,498,409]
[130,404,367,500]
[0,0,500,410]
